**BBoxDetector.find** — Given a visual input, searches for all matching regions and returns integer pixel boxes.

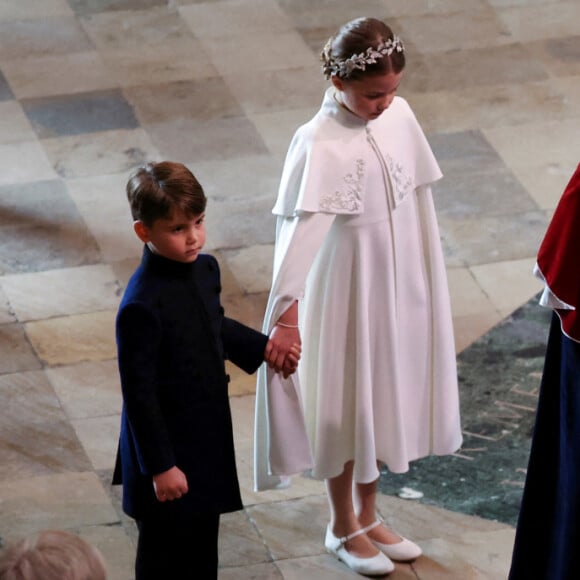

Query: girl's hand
[266,325,301,374]
[281,343,301,378]
[153,466,189,502]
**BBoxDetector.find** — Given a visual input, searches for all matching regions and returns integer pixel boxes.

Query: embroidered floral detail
[384,154,413,203]
[320,159,365,212]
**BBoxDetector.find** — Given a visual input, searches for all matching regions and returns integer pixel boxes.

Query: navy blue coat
[113,246,268,522]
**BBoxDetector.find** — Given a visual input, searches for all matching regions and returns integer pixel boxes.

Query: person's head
[0,530,107,580]
[321,17,406,121]
[126,161,207,263]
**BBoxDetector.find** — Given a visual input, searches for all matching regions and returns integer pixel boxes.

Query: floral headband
[322,36,405,79]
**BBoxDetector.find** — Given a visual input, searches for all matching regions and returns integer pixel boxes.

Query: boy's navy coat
[113,246,268,522]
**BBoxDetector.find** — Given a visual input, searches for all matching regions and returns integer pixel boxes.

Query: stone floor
[0,0,579,578]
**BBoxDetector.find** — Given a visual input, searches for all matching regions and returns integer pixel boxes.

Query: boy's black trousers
[136,513,220,579]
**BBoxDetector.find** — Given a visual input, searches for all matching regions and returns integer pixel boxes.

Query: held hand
[281,343,301,378]
[265,325,301,373]
[153,466,189,502]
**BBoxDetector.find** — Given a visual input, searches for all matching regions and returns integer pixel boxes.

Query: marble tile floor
[0,0,579,578]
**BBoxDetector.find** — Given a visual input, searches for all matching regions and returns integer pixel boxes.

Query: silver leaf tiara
[322,36,405,79]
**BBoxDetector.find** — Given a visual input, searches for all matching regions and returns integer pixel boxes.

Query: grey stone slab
[0,68,13,101]
[0,324,42,374]
[67,0,166,16]
[434,169,538,221]
[247,495,330,561]
[428,130,507,175]
[0,16,93,60]
[0,180,100,274]
[219,511,271,567]
[22,89,139,138]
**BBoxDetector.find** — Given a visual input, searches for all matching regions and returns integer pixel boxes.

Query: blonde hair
[0,530,107,580]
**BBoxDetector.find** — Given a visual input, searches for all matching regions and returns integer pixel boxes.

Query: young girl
[255,17,462,576]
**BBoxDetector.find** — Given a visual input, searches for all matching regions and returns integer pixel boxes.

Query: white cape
[254,90,462,491]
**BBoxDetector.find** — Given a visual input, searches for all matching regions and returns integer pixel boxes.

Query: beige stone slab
[46,359,122,420]
[197,30,316,77]
[497,2,580,42]
[405,78,576,135]
[483,119,580,210]
[218,561,283,579]
[179,0,294,39]
[223,67,326,116]
[77,524,135,580]
[0,141,57,185]
[80,5,197,51]
[439,210,548,268]
[2,52,116,100]
[0,101,37,144]
[65,173,143,263]
[221,245,274,295]
[249,108,319,158]
[0,285,17,324]
[1,264,120,322]
[125,77,245,126]
[0,471,119,537]
[470,258,544,319]
[0,369,92,480]
[277,553,417,579]
[25,310,117,366]
[417,527,515,579]
[0,0,73,21]
[0,323,42,374]
[101,42,218,88]
[382,0,488,17]
[398,8,513,53]
[447,267,497,319]
[40,128,160,180]
[373,494,509,544]
[72,414,120,471]
[236,458,326,507]
[453,312,503,354]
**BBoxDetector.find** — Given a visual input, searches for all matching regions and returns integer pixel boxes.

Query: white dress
[254,89,462,490]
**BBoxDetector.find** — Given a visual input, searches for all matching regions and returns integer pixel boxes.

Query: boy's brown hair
[126,161,207,227]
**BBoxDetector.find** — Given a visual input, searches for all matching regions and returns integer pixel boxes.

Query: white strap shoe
[325,524,395,576]
[367,518,422,562]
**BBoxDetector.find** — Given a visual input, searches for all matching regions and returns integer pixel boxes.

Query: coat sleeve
[222,317,268,374]
[117,303,176,476]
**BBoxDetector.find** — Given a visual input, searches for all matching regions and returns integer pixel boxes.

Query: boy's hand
[153,466,189,502]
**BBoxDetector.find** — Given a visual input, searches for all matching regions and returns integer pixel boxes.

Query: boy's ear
[133,220,150,243]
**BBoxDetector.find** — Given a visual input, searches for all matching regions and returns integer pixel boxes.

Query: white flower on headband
[323,36,405,79]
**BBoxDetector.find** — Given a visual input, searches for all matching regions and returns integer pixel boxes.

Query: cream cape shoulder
[272,96,441,217]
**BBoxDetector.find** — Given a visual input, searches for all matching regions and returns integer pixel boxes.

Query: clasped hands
[264,323,301,379]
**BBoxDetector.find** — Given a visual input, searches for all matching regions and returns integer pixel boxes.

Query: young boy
[112,161,298,579]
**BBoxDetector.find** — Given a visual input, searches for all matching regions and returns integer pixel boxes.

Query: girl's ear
[331,75,344,92]
[133,220,150,243]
